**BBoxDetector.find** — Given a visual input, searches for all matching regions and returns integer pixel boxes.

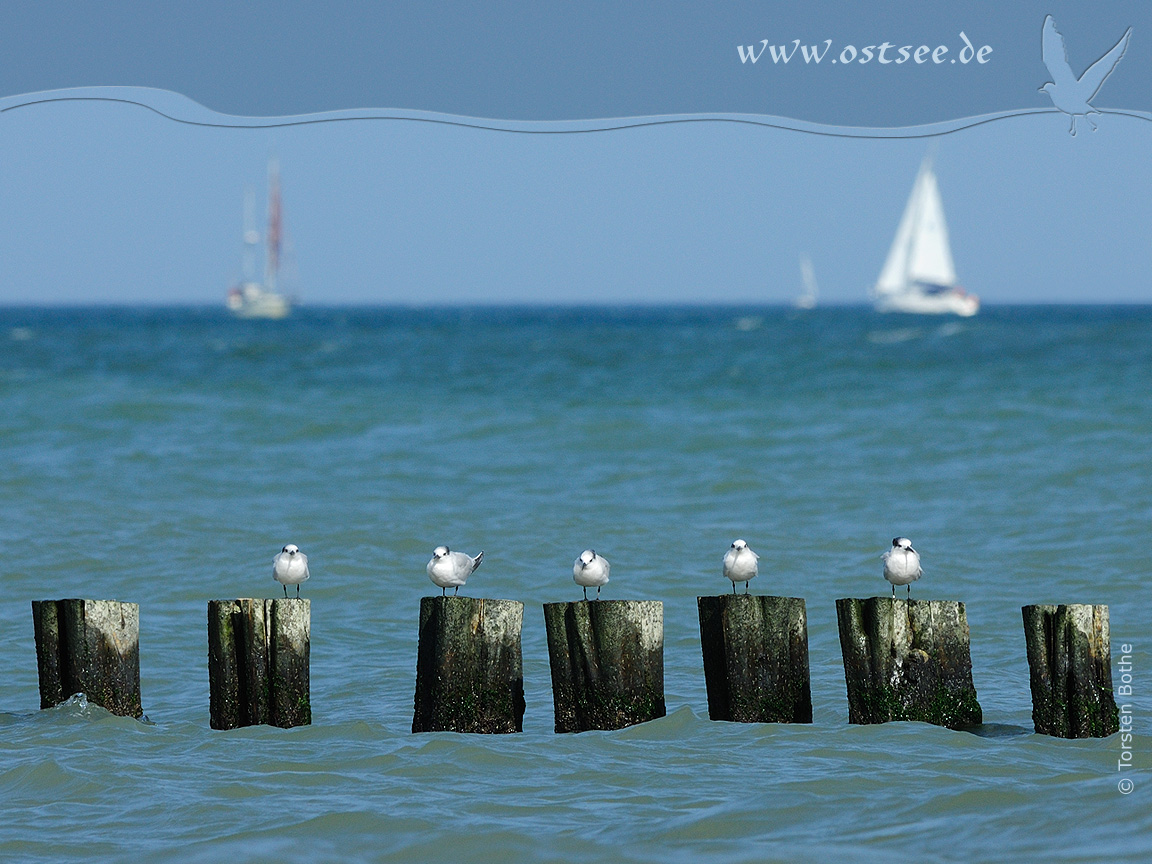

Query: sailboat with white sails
[871,158,978,317]
[794,254,818,309]
[227,158,291,319]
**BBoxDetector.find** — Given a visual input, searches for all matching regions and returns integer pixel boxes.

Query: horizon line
[4,300,1152,311]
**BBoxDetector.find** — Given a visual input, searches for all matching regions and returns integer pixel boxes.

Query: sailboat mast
[264,158,281,293]
[241,186,259,283]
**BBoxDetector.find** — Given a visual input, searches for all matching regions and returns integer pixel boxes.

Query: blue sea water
[0,305,1149,863]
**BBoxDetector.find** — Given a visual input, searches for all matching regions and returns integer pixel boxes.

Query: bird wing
[1041,16,1078,89]
[1078,26,1131,102]
[449,551,479,578]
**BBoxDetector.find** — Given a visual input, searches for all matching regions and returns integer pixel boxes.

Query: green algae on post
[697,594,812,724]
[412,596,525,734]
[31,599,143,719]
[836,597,982,730]
[542,599,665,733]
[1022,603,1120,738]
[207,598,311,730]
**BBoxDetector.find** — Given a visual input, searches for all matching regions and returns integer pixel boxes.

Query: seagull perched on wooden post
[573,549,610,600]
[723,539,759,594]
[1039,15,1131,136]
[882,537,922,598]
[426,546,483,596]
[273,544,310,598]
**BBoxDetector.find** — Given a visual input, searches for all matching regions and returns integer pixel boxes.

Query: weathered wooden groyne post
[542,600,664,732]
[31,599,143,718]
[412,596,525,733]
[836,597,982,729]
[207,598,311,730]
[697,594,812,723]
[1022,604,1120,738]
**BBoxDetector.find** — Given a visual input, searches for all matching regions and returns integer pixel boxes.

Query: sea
[0,305,1148,863]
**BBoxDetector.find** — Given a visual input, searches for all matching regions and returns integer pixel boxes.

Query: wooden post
[207,598,311,730]
[31,599,142,719]
[836,597,982,730]
[542,600,664,733]
[697,594,812,723]
[1022,604,1120,738]
[412,596,525,734]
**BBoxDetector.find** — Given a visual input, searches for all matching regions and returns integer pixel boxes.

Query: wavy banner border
[3,86,1150,141]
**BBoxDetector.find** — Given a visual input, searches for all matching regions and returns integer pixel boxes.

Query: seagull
[1040,15,1131,136]
[882,537,922,598]
[723,539,759,594]
[272,544,310,598]
[573,549,610,600]
[427,546,483,596]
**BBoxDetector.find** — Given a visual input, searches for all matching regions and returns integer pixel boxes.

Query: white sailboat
[794,254,818,309]
[227,159,291,319]
[871,159,978,317]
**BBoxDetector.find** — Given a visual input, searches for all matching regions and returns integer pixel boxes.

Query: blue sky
[0,3,1148,305]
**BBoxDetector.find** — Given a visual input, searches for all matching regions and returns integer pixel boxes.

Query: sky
[0,2,1149,305]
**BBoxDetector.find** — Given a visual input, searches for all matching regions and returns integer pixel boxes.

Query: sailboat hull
[874,286,979,317]
[227,283,291,319]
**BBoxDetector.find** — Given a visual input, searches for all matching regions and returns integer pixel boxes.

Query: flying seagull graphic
[1040,15,1131,136]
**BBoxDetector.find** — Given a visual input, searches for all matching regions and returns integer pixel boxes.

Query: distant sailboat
[871,159,978,317]
[794,255,818,309]
[227,159,291,319]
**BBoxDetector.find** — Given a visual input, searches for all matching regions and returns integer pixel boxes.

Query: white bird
[573,549,610,600]
[427,546,483,596]
[272,544,310,598]
[1039,15,1131,136]
[723,539,759,594]
[882,537,923,598]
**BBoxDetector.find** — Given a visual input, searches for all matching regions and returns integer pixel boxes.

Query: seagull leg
[454,586,459,596]
[907,584,911,599]
[891,584,895,599]
[441,587,446,597]
[745,581,749,594]
[1069,114,1077,136]
[583,587,588,601]
[283,584,288,599]
[596,585,601,601]
[297,585,301,599]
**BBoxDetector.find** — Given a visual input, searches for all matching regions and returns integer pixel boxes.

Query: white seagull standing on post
[1039,15,1131,136]
[427,546,483,596]
[882,537,922,598]
[273,544,310,598]
[573,549,610,600]
[723,539,759,594]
